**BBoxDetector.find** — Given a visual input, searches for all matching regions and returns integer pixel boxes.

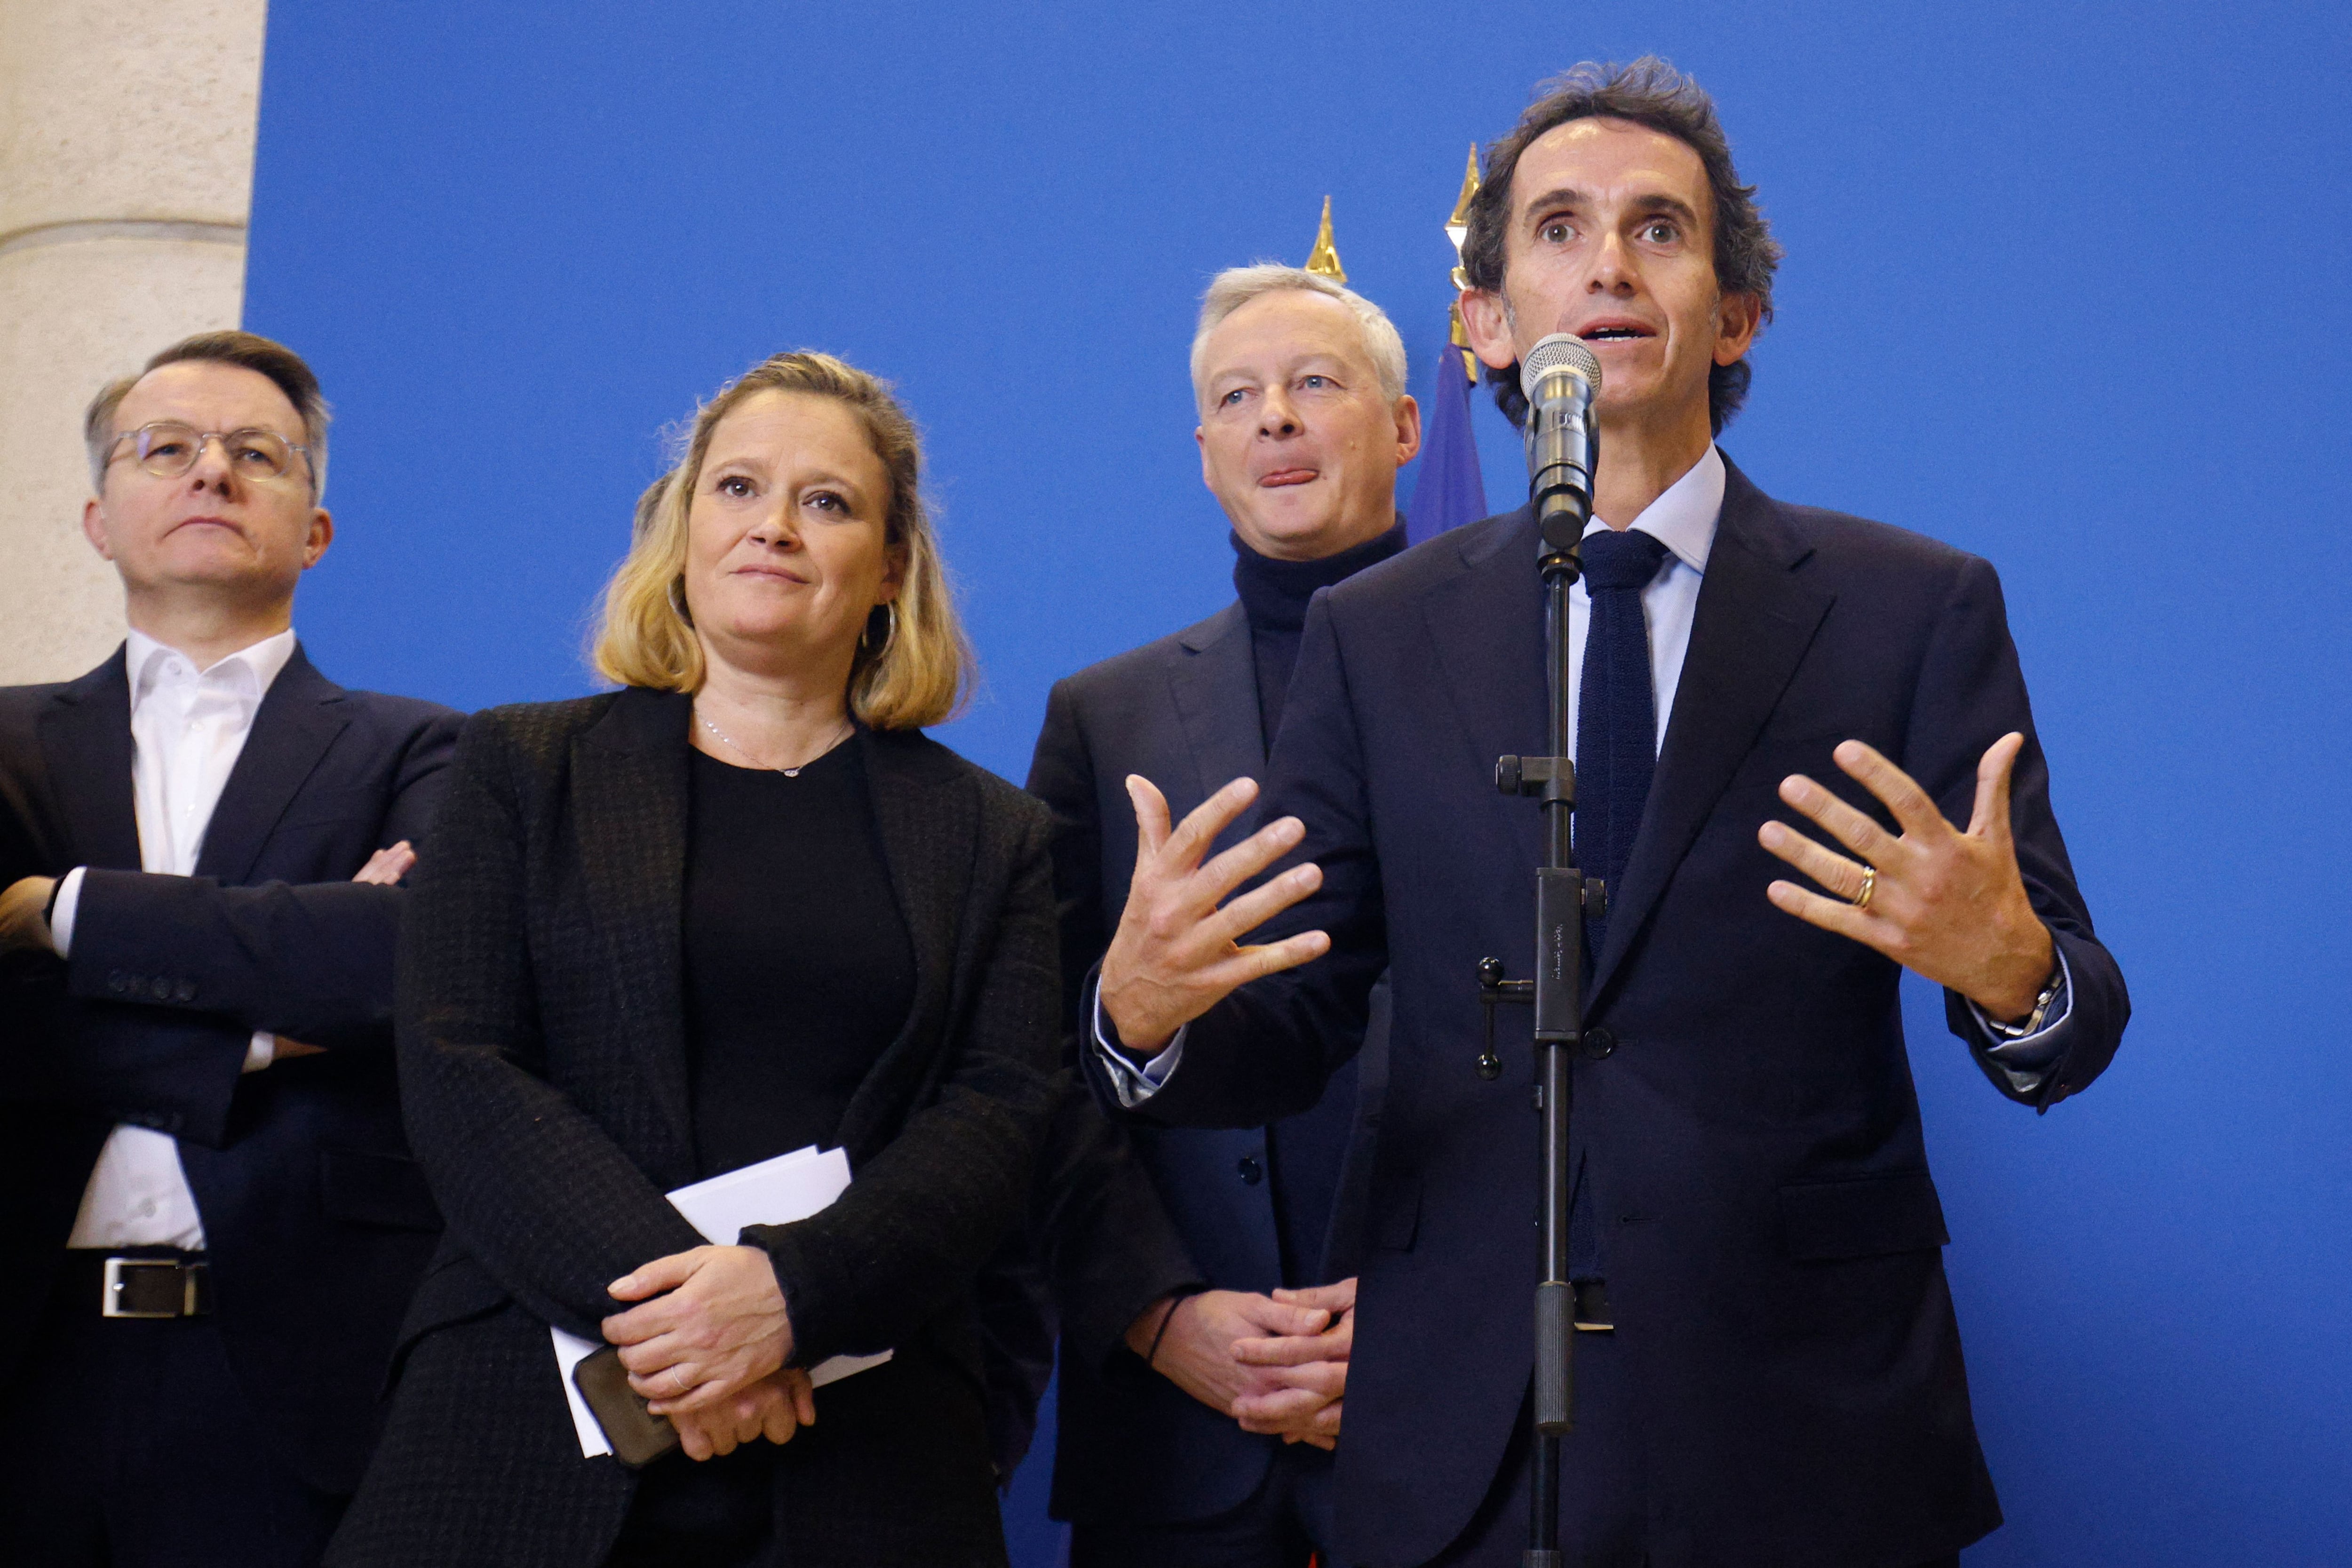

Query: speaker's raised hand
[1097,775,1330,1056]
[1759,734,2055,1022]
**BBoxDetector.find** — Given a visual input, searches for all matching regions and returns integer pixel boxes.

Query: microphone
[1520,334,1603,552]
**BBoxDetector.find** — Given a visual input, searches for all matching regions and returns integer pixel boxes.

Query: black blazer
[0,645,460,1495]
[1090,460,2130,1568]
[1025,602,1386,1528]
[330,687,1060,1568]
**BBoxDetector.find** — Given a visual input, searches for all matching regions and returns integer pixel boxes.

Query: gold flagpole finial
[1446,145,1483,382]
[1305,195,1347,283]
[1444,143,1480,286]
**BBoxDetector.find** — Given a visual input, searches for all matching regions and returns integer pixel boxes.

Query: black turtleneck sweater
[1231,518,1408,752]
[1229,515,1407,1284]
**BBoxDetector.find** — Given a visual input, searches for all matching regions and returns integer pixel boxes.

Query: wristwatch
[1981,958,2064,1040]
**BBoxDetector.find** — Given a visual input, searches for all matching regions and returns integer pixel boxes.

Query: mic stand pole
[1479,477,1600,1568]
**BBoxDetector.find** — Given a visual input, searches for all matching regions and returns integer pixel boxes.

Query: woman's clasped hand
[602,1243,815,1458]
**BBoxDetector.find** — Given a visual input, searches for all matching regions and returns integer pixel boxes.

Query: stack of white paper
[552,1145,893,1458]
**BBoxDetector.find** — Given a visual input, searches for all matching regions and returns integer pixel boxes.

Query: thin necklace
[694,709,853,776]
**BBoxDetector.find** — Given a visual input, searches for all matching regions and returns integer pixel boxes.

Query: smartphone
[572,1344,680,1467]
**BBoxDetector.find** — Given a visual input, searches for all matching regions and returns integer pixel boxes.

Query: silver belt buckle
[101,1256,190,1319]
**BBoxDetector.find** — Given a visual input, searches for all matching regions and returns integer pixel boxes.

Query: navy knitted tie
[1574,527,1672,946]
[1566,526,1669,1289]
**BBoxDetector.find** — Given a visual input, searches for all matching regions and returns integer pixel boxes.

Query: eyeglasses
[108,422,312,485]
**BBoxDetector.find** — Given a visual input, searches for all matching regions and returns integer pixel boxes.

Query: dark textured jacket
[1092,462,2130,1568]
[0,645,459,1497]
[329,687,1060,1568]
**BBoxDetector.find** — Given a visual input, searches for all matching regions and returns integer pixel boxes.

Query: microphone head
[1520,334,1603,403]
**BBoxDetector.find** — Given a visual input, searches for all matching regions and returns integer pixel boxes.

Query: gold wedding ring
[1852,865,1876,911]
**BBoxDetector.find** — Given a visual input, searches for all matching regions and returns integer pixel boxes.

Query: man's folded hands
[1233,1278,1353,1451]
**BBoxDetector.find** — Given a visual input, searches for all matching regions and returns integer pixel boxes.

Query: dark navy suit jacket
[1090,462,2129,1568]
[1030,601,1386,1528]
[0,645,461,1496]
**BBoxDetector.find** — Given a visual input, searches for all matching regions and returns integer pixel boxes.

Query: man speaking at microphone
[1084,57,2128,1568]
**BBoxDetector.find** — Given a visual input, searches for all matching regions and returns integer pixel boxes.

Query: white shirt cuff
[243,1033,278,1073]
[48,866,86,956]
[1090,987,1184,1108]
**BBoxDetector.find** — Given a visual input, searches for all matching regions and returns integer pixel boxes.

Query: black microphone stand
[1478,353,1601,1568]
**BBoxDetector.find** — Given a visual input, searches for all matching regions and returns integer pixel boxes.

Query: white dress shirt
[51,627,298,1249]
[1098,446,2070,1105]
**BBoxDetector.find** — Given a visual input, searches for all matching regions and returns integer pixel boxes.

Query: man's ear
[81,497,115,562]
[1458,289,1518,372]
[1391,395,1423,465]
[1197,426,1213,489]
[302,509,334,569]
[1712,292,1762,366]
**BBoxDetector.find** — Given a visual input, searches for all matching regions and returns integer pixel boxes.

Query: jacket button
[1237,1155,1264,1186]
[173,979,196,1003]
[1580,1027,1617,1061]
[149,976,173,1001]
[107,971,127,995]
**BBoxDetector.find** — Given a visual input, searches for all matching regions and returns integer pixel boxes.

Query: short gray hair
[84,331,333,501]
[1190,264,1409,408]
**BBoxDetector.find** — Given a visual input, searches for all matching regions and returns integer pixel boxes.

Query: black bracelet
[1143,1295,1186,1369]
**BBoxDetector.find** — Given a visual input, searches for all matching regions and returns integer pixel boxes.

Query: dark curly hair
[1461,56,1782,434]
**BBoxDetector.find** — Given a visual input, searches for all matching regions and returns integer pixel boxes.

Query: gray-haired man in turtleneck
[1025,264,1421,1568]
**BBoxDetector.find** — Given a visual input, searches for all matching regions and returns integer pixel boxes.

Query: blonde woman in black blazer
[332,353,1058,1568]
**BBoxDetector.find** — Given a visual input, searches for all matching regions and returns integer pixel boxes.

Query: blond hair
[591,351,970,730]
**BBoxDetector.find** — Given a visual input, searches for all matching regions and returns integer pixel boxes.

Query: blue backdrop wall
[242,3,2351,1562]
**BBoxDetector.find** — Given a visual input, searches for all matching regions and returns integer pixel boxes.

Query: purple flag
[1407,336,1488,544]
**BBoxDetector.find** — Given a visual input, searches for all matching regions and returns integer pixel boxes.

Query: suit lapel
[36,650,141,871]
[836,728,973,1157]
[1589,462,1833,1001]
[1168,604,1267,840]
[1422,507,1549,872]
[196,647,352,883]
[572,687,696,1167]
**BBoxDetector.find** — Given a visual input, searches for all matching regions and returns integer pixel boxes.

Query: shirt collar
[126,627,299,712]
[1583,443,1724,574]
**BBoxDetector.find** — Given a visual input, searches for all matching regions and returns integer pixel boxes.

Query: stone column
[0,0,268,684]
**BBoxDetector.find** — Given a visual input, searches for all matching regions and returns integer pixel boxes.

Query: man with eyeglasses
[0,331,461,1567]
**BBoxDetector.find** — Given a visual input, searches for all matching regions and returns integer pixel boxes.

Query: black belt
[64,1249,213,1319]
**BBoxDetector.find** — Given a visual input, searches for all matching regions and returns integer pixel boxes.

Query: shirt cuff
[1965,947,2074,1090]
[1089,987,1185,1108]
[243,1033,278,1074]
[47,866,86,956]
